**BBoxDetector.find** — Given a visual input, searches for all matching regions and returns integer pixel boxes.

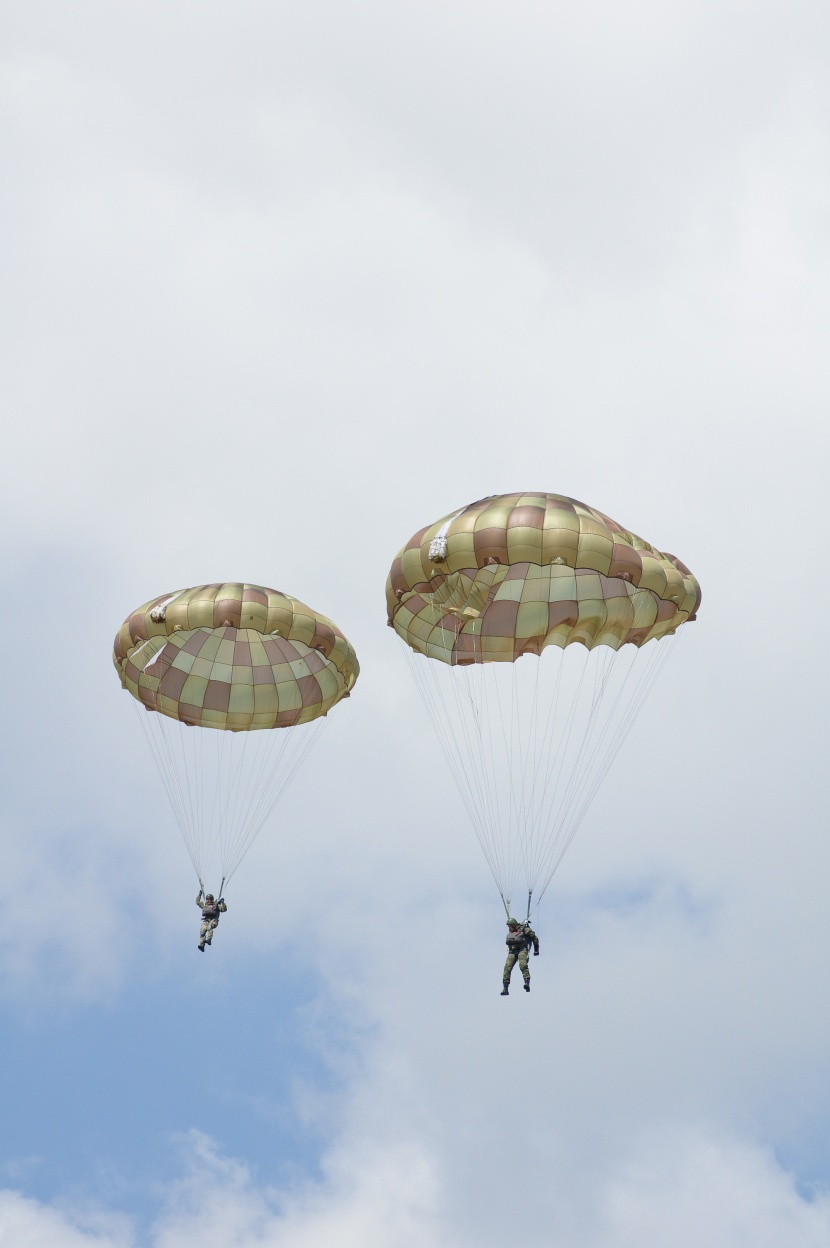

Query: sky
[2,1,830,1244]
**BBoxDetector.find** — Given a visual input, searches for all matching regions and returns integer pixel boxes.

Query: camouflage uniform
[196,892,227,949]
[502,920,539,993]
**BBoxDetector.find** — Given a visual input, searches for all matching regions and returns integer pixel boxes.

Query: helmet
[507,918,520,929]
[206,894,215,902]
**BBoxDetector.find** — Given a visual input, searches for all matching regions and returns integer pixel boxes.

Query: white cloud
[3,1127,828,1248]
[594,1130,830,1248]
[0,1189,131,1247]
[153,1130,442,1248]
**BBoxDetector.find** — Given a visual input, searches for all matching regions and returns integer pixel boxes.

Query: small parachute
[114,582,359,892]
[386,492,700,917]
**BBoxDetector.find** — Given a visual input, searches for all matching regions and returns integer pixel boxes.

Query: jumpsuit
[503,924,539,990]
[196,894,227,948]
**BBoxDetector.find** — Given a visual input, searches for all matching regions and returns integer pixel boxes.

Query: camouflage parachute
[115,583,359,890]
[386,493,700,663]
[386,493,699,916]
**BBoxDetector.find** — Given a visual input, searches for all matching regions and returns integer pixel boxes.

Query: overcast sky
[2,1,830,1244]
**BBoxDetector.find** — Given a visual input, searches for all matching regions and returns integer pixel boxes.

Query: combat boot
[523,981,530,992]
[500,984,509,995]
[198,943,205,952]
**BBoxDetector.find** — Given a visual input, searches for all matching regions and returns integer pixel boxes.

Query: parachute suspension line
[551,641,668,866]
[489,656,523,902]
[525,890,532,923]
[507,654,532,898]
[516,658,541,896]
[195,724,205,872]
[513,655,545,900]
[478,641,511,892]
[502,894,511,920]
[465,634,498,879]
[523,646,566,899]
[134,700,328,889]
[401,600,680,910]
[522,648,592,892]
[531,645,635,903]
[175,711,201,870]
[197,718,228,883]
[220,722,257,878]
[133,702,202,881]
[556,635,678,862]
[465,631,514,896]
[510,644,596,901]
[404,631,493,863]
[220,717,326,887]
[463,632,511,894]
[534,646,614,877]
[403,625,506,899]
[405,649,475,827]
[223,725,294,884]
[437,641,488,835]
[222,727,269,877]
[532,634,681,904]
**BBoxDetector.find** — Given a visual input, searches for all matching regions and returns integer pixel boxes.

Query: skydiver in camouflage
[196,889,227,951]
[501,917,539,994]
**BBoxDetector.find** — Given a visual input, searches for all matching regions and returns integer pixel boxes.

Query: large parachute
[386,493,700,917]
[114,582,359,892]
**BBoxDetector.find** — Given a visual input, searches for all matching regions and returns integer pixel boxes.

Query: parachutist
[501,917,539,995]
[196,889,227,951]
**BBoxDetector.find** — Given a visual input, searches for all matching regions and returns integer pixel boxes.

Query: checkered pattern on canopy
[114,583,359,729]
[386,493,700,664]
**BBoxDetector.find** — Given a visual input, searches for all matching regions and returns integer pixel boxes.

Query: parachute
[113,583,359,893]
[386,493,700,918]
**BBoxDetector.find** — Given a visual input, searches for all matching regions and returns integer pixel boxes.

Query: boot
[198,942,205,952]
[523,981,530,992]
[500,984,509,996]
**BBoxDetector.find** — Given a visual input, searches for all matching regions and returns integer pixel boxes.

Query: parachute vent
[429,537,448,563]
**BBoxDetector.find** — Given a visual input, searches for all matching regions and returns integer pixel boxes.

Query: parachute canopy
[386,492,700,664]
[386,493,699,914]
[114,582,358,730]
[114,583,359,890]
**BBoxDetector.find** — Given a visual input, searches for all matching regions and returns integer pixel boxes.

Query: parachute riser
[197,875,226,902]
